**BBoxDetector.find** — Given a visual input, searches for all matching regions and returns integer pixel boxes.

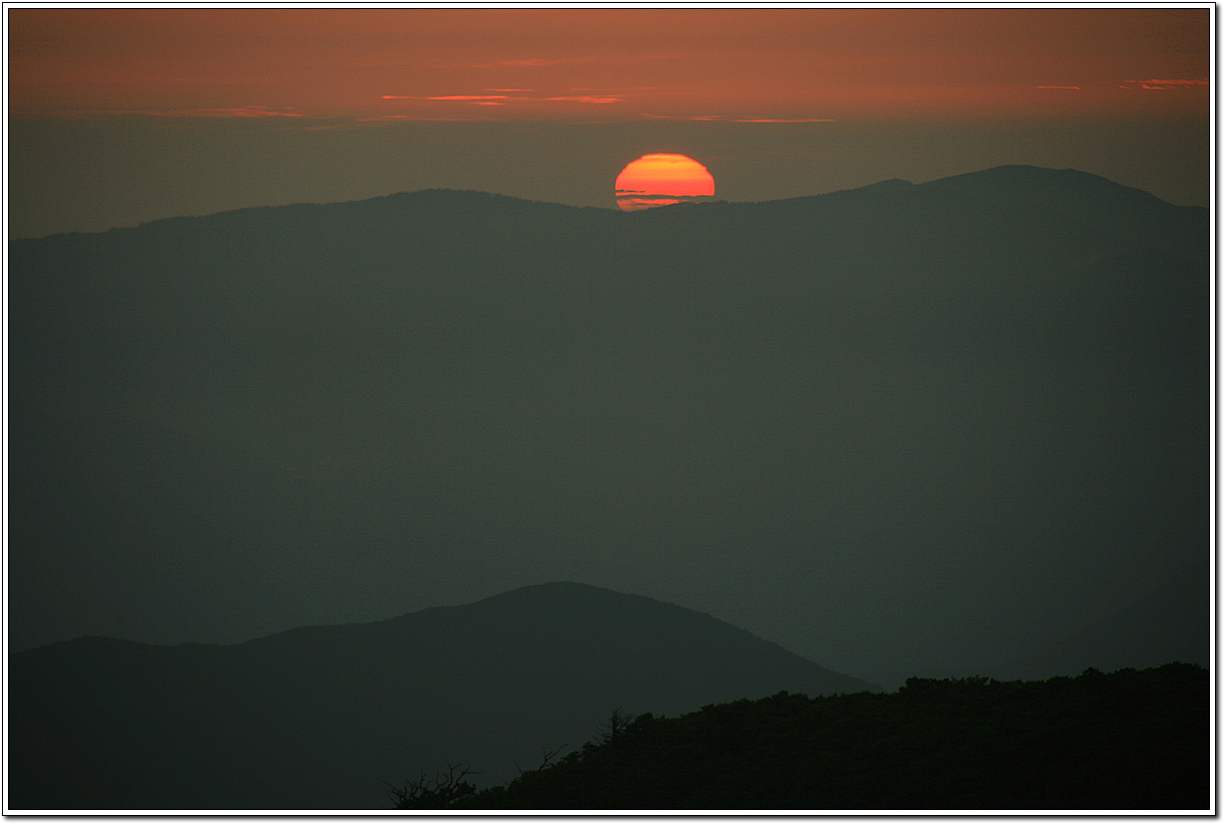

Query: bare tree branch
[383,761,478,809]
[514,744,566,777]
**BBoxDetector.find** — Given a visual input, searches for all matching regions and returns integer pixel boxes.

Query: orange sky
[8,7,1210,123]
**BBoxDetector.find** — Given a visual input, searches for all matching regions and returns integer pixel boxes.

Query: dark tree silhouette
[383,762,477,809]
[594,708,635,745]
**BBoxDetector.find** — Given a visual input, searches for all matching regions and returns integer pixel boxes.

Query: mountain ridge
[10,582,875,810]
[12,165,1204,244]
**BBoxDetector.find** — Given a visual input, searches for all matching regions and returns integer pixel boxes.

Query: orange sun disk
[615,153,715,212]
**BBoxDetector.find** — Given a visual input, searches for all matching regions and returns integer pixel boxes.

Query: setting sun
[615,153,716,212]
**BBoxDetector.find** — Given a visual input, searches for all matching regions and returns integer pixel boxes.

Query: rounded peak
[471,581,668,609]
[857,177,914,192]
[918,164,1167,206]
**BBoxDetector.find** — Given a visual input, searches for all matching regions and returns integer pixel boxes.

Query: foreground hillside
[8,583,872,810]
[437,663,1208,811]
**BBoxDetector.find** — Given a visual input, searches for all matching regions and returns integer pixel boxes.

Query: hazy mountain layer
[8,582,873,810]
[9,164,1208,680]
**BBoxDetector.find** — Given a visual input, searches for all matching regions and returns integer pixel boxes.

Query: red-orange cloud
[1129,78,1208,85]
[543,96,622,104]
[382,95,510,101]
[735,117,836,123]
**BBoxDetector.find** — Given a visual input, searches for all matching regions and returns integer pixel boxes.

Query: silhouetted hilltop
[448,664,1209,811]
[922,164,1184,212]
[918,165,1207,261]
[8,583,872,810]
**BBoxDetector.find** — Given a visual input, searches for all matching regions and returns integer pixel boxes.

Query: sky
[6,5,1212,238]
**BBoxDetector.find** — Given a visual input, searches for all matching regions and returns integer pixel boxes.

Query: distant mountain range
[9,582,874,810]
[9,164,1205,667]
[8,165,1208,809]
